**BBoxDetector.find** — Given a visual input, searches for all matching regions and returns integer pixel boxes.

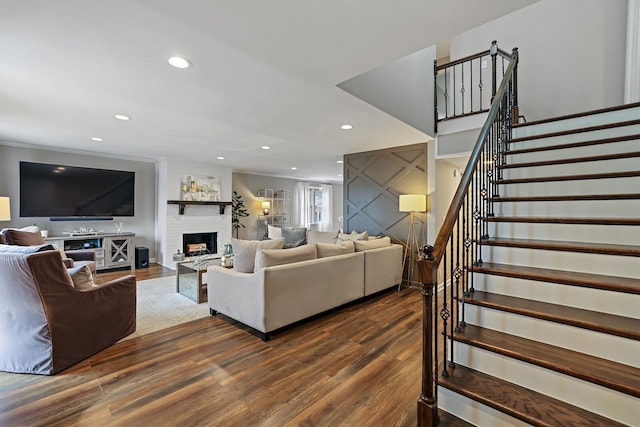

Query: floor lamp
[0,197,10,222]
[399,194,426,290]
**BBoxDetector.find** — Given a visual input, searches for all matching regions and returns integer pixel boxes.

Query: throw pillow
[231,238,284,273]
[315,241,355,258]
[4,229,45,246]
[254,244,317,270]
[281,227,307,249]
[267,225,282,240]
[336,230,368,243]
[354,236,391,252]
[68,265,97,290]
[307,230,339,244]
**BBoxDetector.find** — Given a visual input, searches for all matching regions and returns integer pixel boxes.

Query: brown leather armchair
[0,228,97,275]
[0,247,136,374]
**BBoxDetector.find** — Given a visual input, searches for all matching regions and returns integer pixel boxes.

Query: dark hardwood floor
[0,264,423,426]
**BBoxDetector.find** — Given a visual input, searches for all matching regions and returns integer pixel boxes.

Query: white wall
[450,0,628,121]
[338,45,437,137]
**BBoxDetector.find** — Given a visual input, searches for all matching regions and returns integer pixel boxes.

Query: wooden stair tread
[482,237,640,257]
[465,290,640,341]
[504,133,640,155]
[453,325,640,397]
[470,262,640,295]
[496,170,640,184]
[513,102,640,129]
[497,150,640,169]
[510,118,640,143]
[484,216,640,226]
[438,364,627,427]
[491,193,640,202]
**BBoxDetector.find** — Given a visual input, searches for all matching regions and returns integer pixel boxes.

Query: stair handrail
[417,46,520,427]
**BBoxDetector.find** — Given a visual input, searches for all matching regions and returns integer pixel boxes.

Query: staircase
[433,103,640,426]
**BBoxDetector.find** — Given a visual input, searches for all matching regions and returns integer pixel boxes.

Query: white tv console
[45,232,135,271]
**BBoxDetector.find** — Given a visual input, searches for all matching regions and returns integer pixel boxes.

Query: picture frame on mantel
[180,175,221,201]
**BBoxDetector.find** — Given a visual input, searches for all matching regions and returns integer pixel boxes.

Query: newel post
[416,247,438,427]
[511,47,520,125]
[490,40,498,101]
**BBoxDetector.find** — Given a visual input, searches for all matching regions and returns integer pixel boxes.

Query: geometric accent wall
[344,143,428,246]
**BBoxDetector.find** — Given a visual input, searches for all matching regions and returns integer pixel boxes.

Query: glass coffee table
[176,256,221,303]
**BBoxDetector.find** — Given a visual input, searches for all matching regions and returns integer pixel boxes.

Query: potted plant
[231,190,249,238]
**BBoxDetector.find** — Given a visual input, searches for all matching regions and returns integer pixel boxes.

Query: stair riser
[494,199,640,218]
[438,386,530,427]
[507,139,640,165]
[463,304,640,367]
[497,176,640,197]
[509,125,640,151]
[488,222,640,247]
[499,157,639,179]
[451,341,638,426]
[472,274,640,319]
[481,246,640,278]
[512,107,640,138]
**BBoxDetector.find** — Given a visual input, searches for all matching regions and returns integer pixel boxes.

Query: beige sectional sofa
[207,236,402,340]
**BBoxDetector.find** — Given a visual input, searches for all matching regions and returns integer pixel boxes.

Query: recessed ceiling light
[338,174,343,177]
[168,56,192,69]
[337,160,343,164]
[217,156,225,160]
[114,114,131,121]
[340,124,353,130]
[261,146,271,150]
[91,137,103,142]
[291,167,297,170]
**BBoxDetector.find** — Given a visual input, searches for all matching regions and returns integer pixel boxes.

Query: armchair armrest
[65,250,96,262]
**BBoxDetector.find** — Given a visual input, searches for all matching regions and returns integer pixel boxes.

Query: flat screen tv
[20,161,135,218]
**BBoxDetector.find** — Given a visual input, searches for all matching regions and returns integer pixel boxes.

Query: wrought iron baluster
[444,68,449,119]
[441,249,449,377]
[461,62,465,114]
[448,235,455,369]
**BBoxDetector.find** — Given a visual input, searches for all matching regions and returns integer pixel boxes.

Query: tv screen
[20,161,135,218]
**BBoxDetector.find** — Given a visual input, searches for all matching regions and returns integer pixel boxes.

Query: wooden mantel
[167,200,232,215]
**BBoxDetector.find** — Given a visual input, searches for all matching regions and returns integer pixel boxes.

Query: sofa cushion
[255,244,317,270]
[307,230,339,244]
[3,229,45,246]
[231,238,284,273]
[354,236,391,252]
[67,265,96,290]
[267,225,282,240]
[281,227,307,249]
[336,230,368,243]
[315,241,355,258]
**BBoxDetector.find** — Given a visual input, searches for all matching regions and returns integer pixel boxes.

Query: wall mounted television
[20,161,135,219]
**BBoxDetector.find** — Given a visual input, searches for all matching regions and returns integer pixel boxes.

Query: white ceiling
[0,0,537,182]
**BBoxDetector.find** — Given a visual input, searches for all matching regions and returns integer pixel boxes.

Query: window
[309,186,322,224]
[295,182,333,231]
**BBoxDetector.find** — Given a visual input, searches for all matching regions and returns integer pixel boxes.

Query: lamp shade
[261,201,271,210]
[399,194,426,212]
[0,197,10,221]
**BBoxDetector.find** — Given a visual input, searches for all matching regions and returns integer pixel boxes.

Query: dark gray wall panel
[344,143,428,245]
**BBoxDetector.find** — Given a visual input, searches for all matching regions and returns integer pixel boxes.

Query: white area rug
[121,276,210,341]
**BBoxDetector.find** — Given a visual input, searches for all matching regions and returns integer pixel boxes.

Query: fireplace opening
[183,232,217,257]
